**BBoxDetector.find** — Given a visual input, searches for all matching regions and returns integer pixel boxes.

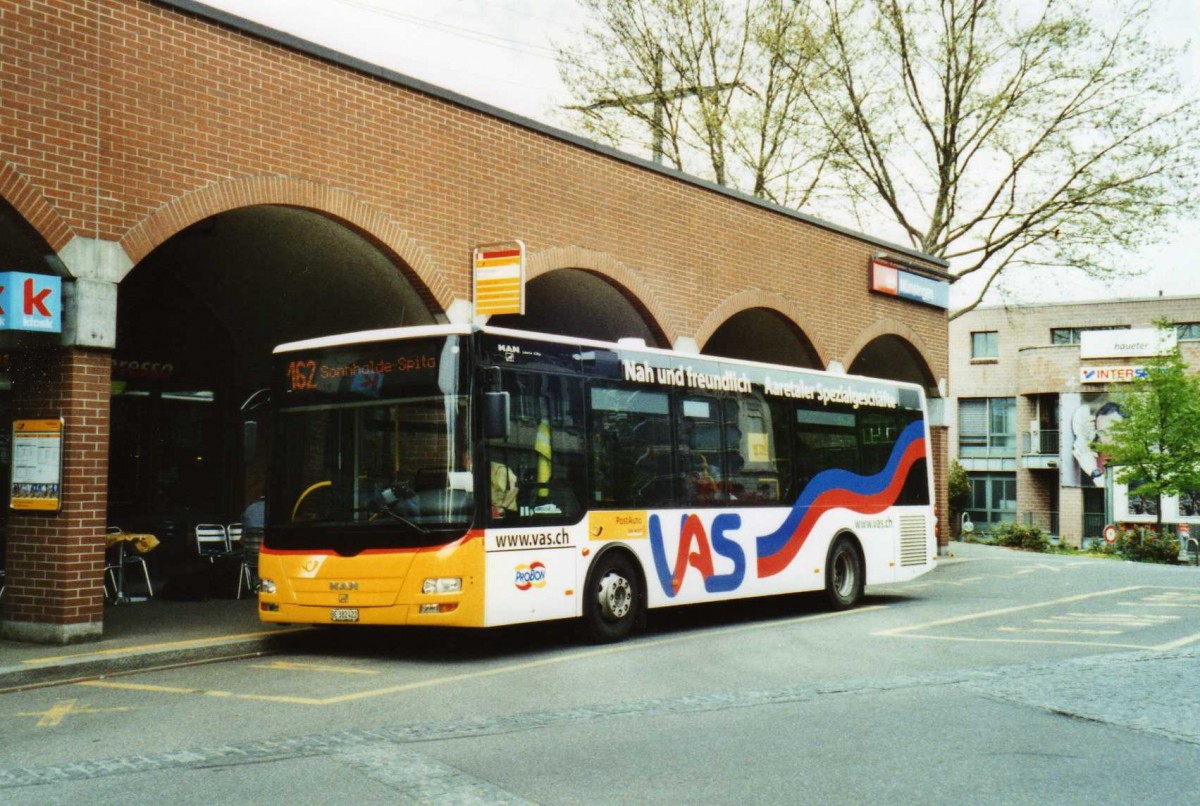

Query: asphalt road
[2,542,1198,804]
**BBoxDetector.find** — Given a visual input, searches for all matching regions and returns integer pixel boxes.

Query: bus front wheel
[825,536,863,610]
[583,552,641,643]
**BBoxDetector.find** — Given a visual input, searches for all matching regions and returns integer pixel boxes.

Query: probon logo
[514,561,547,591]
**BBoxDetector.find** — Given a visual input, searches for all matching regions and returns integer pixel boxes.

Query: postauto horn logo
[514,561,546,591]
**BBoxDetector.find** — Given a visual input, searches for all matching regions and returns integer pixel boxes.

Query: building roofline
[155,0,951,277]
[962,293,1200,315]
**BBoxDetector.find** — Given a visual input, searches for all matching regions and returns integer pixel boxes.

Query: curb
[0,628,309,693]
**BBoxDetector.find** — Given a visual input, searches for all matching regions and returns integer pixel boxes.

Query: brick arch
[694,289,831,368]
[0,159,76,254]
[118,175,452,312]
[526,245,678,346]
[843,318,939,393]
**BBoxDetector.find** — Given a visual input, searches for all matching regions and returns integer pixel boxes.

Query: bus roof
[273,324,929,398]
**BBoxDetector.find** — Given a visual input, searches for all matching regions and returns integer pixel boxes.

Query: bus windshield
[267,335,473,551]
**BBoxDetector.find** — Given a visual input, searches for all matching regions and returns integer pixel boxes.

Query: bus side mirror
[484,391,510,439]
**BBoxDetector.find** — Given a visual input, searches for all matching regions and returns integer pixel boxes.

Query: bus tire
[583,551,641,643]
[825,535,863,610]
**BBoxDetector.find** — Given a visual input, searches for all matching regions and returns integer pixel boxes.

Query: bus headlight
[259,578,277,594]
[422,577,462,594]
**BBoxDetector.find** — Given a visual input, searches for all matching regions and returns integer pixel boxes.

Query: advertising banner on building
[1063,393,1122,488]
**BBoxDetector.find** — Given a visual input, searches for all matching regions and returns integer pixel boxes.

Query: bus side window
[486,370,587,523]
[894,409,930,506]
[792,403,858,494]
[680,396,721,507]
[589,385,673,509]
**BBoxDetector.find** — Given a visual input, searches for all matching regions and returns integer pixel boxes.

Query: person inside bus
[679,436,717,504]
[462,448,518,518]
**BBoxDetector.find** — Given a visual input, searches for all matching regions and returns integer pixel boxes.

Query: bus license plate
[330,607,359,622]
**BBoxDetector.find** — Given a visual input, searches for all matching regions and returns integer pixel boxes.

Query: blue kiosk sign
[0,271,63,333]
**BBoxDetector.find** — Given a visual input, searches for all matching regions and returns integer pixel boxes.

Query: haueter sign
[1079,328,1175,359]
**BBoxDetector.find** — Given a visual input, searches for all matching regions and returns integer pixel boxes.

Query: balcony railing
[1021,429,1060,456]
[1023,510,1059,535]
[1082,513,1106,539]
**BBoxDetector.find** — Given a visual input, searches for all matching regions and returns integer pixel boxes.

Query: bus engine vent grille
[899,515,928,567]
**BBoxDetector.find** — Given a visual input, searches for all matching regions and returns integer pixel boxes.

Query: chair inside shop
[195,523,232,562]
[226,522,243,550]
[236,526,265,599]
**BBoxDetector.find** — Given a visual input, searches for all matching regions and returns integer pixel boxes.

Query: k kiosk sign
[0,272,62,333]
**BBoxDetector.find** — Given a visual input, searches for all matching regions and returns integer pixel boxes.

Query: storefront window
[966,472,1016,526]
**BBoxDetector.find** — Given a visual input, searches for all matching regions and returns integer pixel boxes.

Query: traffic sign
[1103,524,1119,544]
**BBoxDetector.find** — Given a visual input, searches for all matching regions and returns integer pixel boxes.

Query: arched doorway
[488,268,665,346]
[849,335,937,391]
[110,205,435,541]
[0,197,67,522]
[703,308,822,368]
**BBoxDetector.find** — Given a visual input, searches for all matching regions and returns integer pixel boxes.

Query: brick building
[1,0,950,643]
[949,296,1200,547]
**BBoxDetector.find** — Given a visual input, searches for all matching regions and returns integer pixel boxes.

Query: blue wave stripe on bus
[755,419,926,566]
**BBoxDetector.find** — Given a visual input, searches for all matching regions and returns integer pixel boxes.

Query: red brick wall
[4,350,111,631]
[0,0,948,375]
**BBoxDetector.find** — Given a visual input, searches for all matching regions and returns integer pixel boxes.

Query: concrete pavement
[0,597,308,692]
[0,542,994,693]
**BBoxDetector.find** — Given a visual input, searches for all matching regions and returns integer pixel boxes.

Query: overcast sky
[199,0,1199,308]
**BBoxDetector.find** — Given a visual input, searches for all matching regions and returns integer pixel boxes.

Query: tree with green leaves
[1095,338,1200,533]
[947,459,971,538]
[557,0,1199,317]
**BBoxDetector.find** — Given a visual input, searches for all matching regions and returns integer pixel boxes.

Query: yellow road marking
[80,679,324,705]
[81,606,884,708]
[15,698,132,727]
[313,606,887,706]
[251,661,380,675]
[80,681,220,695]
[23,627,311,665]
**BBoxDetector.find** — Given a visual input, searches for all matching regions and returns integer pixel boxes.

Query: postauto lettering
[514,561,547,591]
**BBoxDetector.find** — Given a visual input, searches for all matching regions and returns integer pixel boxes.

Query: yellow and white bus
[258,324,936,641]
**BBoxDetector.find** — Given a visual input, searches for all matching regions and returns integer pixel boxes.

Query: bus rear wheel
[583,552,641,643]
[825,536,863,610]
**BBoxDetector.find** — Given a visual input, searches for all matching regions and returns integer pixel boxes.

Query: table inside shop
[105,531,159,604]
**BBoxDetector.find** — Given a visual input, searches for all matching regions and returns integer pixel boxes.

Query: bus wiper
[375,485,430,535]
[378,505,429,535]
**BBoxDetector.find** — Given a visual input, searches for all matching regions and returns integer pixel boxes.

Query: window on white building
[959,398,1016,457]
[966,472,1017,526]
[970,331,999,359]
